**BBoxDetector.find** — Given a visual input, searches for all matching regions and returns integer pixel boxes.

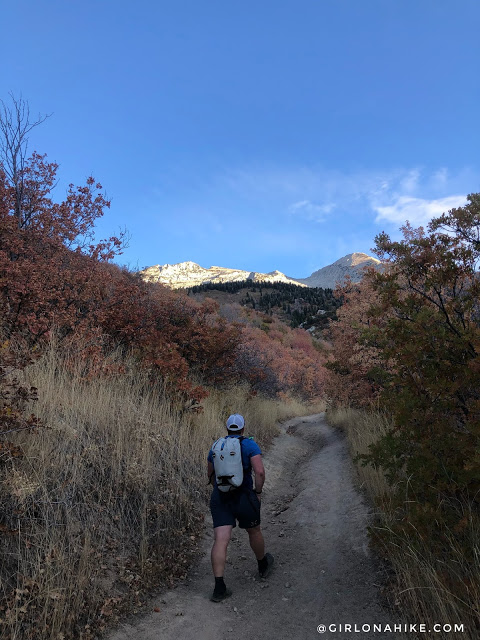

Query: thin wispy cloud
[432,167,449,188]
[374,194,466,227]
[288,199,335,222]
[398,168,421,195]
[219,164,475,229]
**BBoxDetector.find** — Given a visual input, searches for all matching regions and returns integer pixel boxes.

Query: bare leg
[211,525,233,577]
[246,525,265,560]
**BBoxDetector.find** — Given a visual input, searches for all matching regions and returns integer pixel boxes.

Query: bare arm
[251,454,265,493]
[207,461,215,484]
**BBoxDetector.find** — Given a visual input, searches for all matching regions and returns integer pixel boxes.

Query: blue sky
[2,0,479,278]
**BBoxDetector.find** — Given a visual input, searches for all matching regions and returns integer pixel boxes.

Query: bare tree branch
[0,93,52,227]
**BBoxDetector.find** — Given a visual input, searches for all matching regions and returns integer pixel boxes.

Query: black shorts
[210,487,261,529]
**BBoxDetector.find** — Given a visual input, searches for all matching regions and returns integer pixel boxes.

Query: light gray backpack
[211,436,245,492]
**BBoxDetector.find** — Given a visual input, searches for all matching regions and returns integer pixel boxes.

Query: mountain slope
[296,252,382,289]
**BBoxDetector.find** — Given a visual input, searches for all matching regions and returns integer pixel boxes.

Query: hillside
[187,279,342,336]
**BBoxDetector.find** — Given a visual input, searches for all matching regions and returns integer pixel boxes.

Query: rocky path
[107,414,403,640]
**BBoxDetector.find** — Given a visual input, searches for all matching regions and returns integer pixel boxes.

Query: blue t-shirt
[208,435,262,490]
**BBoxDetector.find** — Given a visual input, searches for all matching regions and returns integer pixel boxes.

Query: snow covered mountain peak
[139,261,306,289]
[296,252,382,288]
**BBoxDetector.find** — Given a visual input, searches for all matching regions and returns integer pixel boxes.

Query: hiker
[207,413,274,602]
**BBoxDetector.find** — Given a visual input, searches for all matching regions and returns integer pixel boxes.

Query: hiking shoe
[259,552,274,579]
[210,587,232,603]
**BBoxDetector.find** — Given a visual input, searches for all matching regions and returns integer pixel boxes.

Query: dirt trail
[108,414,403,640]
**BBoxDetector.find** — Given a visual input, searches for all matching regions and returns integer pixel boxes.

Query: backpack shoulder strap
[238,435,247,451]
[238,435,252,469]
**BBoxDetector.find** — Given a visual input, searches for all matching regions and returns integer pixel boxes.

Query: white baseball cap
[226,413,245,431]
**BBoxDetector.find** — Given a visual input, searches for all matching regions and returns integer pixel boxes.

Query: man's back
[208,434,261,491]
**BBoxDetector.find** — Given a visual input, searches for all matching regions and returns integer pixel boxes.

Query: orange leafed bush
[236,319,326,399]
[0,159,245,399]
[324,274,394,407]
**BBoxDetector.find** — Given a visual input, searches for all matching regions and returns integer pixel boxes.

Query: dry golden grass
[380,517,480,635]
[326,406,391,499]
[0,342,318,640]
[327,405,480,640]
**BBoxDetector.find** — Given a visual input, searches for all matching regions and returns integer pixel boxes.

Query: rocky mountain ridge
[139,252,382,289]
[139,261,307,288]
[296,252,382,288]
